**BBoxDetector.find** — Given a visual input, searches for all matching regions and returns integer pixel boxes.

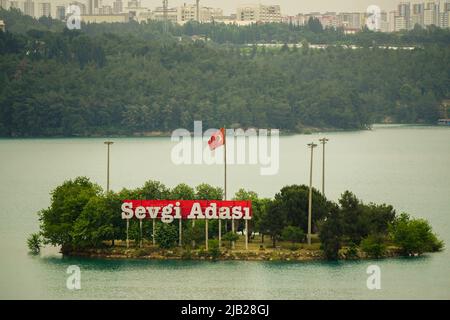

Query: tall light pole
[104,141,114,193]
[319,138,329,196]
[307,142,317,245]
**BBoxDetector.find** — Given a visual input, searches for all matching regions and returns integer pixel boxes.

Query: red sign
[121,200,252,223]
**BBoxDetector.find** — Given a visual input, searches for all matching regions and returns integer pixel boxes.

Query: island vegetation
[1,9,450,137]
[27,177,443,261]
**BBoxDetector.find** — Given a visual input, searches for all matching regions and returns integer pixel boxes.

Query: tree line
[1,9,449,137]
[27,177,443,260]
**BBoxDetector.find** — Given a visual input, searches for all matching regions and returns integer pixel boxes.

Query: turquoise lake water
[0,125,449,299]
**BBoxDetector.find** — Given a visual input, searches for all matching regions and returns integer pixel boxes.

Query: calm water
[0,125,449,299]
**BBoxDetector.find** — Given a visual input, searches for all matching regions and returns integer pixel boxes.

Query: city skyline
[4,0,448,15]
[2,0,450,15]
[2,0,450,32]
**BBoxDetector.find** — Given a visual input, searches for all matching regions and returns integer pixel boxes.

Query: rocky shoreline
[62,245,404,262]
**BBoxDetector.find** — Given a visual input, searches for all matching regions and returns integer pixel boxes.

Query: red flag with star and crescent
[208,128,225,151]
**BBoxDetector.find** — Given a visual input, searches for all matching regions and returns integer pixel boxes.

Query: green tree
[71,194,121,248]
[195,183,223,200]
[38,177,101,250]
[260,199,287,247]
[222,231,239,249]
[360,234,387,258]
[208,239,221,260]
[319,207,344,260]
[389,213,443,255]
[155,223,178,249]
[170,183,195,199]
[27,233,42,254]
[281,226,305,243]
[138,180,170,199]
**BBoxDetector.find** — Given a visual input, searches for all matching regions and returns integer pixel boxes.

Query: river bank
[61,242,405,262]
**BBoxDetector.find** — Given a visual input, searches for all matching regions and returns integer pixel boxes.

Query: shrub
[343,242,359,259]
[281,226,305,243]
[319,208,344,260]
[208,240,221,260]
[360,235,387,258]
[155,223,178,249]
[181,249,192,260]
[222,232,239,249]
[27,233,41,255]
[390,213,444,255]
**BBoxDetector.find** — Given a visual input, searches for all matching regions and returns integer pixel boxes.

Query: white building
[395,15,408,30]
[152,6,178,24]
[411,3,424,27]
[23,0,34,17]
[8,1,20,10]
[178,3,223,24]
[56,5,65,20]
[0,0,9,10]
[237,4,281,23]
[70,1,87,15]
[113,0,123,14]
[38,2,51,17]
[424,1,440,26]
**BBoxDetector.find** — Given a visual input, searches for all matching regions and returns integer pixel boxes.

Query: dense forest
[0,9,449,137]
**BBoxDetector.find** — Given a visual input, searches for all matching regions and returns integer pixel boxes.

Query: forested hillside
[0,9,449,137]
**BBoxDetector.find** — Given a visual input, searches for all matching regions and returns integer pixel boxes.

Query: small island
[28,177,444,262]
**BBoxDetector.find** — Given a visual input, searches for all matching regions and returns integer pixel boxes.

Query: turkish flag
[208,128,225,151]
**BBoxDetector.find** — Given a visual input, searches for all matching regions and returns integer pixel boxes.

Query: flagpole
[221,127,226,248]
[152,218,156,246]
[126,219,129,249]
[205,219,209,250]
[139,219,143,248]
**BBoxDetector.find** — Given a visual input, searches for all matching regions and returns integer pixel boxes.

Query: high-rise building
[127,0,140,8]
[178,3,223,24]
[379,11,389,32]
[237,4,281,23]
[99,5,112,14]
[395,15,408,30]
[398,2,411,30]
[23,0,34,17]
[70,1,87,15]
[153,6,178,23]
[388,10,396,32]
[337,12,362,29]
[38,2,51,17]
[424,1,439,26]
[113,0,123,14]
[56,5,65,20]
[411,3,424,27]
[88,0,101,15]
[9,1,20,10]
[0,0,9,10]
[440,1,450,28]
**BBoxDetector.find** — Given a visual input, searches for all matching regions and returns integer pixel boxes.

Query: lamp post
[319,138,329,196]
[104,141,114,193]
[307,142,317,245]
